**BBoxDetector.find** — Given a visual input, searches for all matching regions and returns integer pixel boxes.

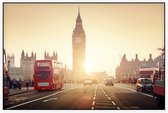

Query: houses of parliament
[115,53,164,82]
[7,50,58,80]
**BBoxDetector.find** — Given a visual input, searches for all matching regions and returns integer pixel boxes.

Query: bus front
[34,60,53,91]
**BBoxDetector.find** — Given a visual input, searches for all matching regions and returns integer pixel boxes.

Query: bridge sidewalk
[9,87,34,96]
[8,84,75,96]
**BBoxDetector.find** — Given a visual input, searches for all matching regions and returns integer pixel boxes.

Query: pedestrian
[11,79,14,89]
[18,78,22,90]
[9,80,12,89]
[26,80,29,90]
[13,78,17,89]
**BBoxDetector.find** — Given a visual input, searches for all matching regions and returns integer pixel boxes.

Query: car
[83,79,92,86]
[92,79,98,84]
[104,78,114,86]
[136,78,152,93]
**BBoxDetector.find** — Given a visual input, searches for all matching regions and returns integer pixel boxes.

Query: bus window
[36,71,50,80]
[37,62,50,67]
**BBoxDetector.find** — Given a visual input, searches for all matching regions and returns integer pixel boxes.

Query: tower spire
[78,6,80,16]
[76,6,82,24]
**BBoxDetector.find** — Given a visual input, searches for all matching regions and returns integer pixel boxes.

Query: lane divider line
[93,96,96,100]
[117,107,120,110]
[100,86,121,110]
[108,97,111,100]
[111,101,116,106]
[91,85,97,110]
[43,97,58,102]
[92,101,95,106]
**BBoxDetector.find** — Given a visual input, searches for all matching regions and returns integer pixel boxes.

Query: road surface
[4,83,163,110]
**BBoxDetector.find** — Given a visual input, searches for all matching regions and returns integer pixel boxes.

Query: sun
[85,60,94,75]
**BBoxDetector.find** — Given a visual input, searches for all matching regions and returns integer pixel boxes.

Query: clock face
[75,37,81,44]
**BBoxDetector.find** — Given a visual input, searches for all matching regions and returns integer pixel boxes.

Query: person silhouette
[26,80,29,90]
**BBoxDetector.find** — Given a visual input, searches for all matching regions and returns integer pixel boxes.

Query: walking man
[26,80,29,90]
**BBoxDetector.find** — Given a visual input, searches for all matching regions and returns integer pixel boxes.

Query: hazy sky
[4,3,164,75]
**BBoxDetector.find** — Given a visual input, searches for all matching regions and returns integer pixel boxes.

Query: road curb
[9,90,34,96]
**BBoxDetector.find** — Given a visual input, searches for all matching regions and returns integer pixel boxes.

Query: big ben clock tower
[72,9,86,82]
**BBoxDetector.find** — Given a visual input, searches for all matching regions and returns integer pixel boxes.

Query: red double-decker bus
[34,60,64,91]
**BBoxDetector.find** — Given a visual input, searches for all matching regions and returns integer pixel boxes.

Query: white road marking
[92,101,95,106]
[43,97,57,102]
[6,86,78,110]
[99,86,120,110]
[111,101,116,106]
[91,85,97,110]
[138,92,153,98]
[93,96,96,100]
[116,85,153,98]
[100,86,111,100]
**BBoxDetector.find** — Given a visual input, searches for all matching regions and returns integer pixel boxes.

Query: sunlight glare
[85,60,94,75]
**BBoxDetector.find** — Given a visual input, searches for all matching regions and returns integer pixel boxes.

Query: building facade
[72,9,86,81]
[6,53,22,80]
[20,50,36,80]
[9,67,22,80]
[115,54,164,82]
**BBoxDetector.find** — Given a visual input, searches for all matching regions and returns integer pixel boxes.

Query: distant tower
[72,8,86,81]
[20,50,36,80]
[148,54,153,61]
[7,54,15,67]
[120,54,128,66]
[44,51,57,61]
[134,54,139,62]
[121,54,127,62]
